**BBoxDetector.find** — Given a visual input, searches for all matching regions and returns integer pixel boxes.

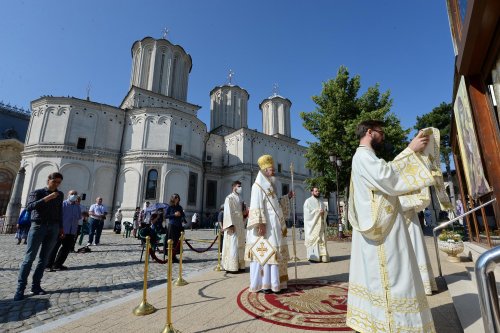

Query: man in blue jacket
[14,172,64,301]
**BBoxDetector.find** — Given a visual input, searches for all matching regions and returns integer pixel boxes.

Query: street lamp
[329,154,342,227]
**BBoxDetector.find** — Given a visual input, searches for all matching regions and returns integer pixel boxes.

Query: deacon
[303,187,329,263]
[346,120,436,332]
[221,181,248,273]
[246,155,292,294]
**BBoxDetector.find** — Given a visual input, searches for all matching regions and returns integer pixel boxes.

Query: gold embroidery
[348,283,431,314]
[347,305,436,333]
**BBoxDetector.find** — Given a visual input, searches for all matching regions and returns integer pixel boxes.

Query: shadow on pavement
[0,297,51,324]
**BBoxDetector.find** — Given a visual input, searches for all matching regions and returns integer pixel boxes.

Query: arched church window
[145,169,158,200]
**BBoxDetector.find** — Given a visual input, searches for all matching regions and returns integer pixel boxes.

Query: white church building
[17,36,310,227]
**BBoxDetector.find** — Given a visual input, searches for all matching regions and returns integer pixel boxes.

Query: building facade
[446,0,500,247]
[12,36,309,229]
[0,103,30,216]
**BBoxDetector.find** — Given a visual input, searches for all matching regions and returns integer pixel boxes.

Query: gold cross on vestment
[266,188,275,198]
[256,242,268,257]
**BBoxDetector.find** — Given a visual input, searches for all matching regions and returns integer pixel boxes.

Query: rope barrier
[185,238,216,243]
[184,235,218,253]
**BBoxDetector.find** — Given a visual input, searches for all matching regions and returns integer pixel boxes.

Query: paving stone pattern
[0,229,220,332]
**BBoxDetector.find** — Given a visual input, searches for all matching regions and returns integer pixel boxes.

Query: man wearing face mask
[221,181,248,273]
[46,190,82,271]
[303,187,329,263]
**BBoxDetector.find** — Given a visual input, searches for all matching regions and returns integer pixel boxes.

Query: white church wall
[59,163,91,198]
[115,167,141,214]
[144,115,170,150]
[26,112,42,145]
[92,166,116,228]
[68,110,98,148]
[101,113,124,151]
[41,106,69,143]
[129,116,145,151]
[164,168,188,207]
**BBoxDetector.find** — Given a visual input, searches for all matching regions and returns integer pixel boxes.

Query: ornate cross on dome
[227,69,235,85]
[272,83,280,96]
[162,27,169,39]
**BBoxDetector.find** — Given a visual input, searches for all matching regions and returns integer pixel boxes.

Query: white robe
[303,196,329,262]
[406,211,438,295]
[246,171,289,292]
[221,192,246,272]
[346,146,436,333]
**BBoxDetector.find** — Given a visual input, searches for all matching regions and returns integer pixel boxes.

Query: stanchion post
[214,229,222,271]
[133,236,157,316]
[175,232,188,286]
[162,239,181,333]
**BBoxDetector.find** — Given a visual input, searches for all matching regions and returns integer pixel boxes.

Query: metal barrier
[475,246,500,333]
[433,198,497,277]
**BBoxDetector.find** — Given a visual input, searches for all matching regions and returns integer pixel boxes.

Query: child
[15,209,30,245]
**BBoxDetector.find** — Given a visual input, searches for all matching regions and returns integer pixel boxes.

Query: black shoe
[17,240,21,245]
[259,289,272,294]
[274,288,288,295]
[13,290,24,301]
[172,257,180,263]
[54,265,68,270]
[30,287,47,295]
[45,267,56,272]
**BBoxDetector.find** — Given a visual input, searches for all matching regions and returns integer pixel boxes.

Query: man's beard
[269,176,276,184]
[372,139,385,152]
[313,194,320,198]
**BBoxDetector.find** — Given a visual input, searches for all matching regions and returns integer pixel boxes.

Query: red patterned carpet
[237,280,353,331]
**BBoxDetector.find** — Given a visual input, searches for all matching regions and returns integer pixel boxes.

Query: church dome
[129,37,192,102]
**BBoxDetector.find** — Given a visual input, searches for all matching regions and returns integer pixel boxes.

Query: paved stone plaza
[0,229,220,332]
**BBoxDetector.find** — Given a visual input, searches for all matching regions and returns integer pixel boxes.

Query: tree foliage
[414,102,453,171]
[300,66,410,196]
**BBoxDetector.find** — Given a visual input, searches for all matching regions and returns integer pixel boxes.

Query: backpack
[18,209,31,225]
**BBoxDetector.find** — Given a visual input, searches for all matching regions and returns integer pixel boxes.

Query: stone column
[4,167,26,234]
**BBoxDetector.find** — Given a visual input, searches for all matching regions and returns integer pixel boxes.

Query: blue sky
[0,0,454,146]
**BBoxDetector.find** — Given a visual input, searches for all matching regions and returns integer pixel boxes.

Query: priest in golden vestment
[246,155,291,294]
[346,120,436,333]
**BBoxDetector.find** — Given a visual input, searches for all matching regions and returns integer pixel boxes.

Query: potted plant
[438,230,464,262]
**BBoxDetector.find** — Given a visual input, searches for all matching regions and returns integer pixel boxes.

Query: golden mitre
[257,154,274,170]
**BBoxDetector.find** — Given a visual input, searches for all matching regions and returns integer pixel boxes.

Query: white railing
[432,198,497,277]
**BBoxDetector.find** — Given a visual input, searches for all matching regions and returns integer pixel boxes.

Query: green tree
[300,66,410,197]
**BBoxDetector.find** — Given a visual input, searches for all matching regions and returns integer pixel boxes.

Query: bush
[438,230,462,242]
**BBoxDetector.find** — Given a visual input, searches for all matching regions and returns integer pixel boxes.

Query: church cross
[162,27,169,39]
[256,242,268,257]
[228,69,234,85]
[272,83,279,96]
[266,188,275,198]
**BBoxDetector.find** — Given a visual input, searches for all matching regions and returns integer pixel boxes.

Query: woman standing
[165,194,185,263]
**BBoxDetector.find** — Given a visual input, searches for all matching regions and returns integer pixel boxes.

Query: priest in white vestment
[303,187,329,262]
[221,180,247,273]
[246,155,291,294]
[346,120,436,333]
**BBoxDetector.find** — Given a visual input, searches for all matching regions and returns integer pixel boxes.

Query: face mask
[235,187,242,194]
[69,194,78,202]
